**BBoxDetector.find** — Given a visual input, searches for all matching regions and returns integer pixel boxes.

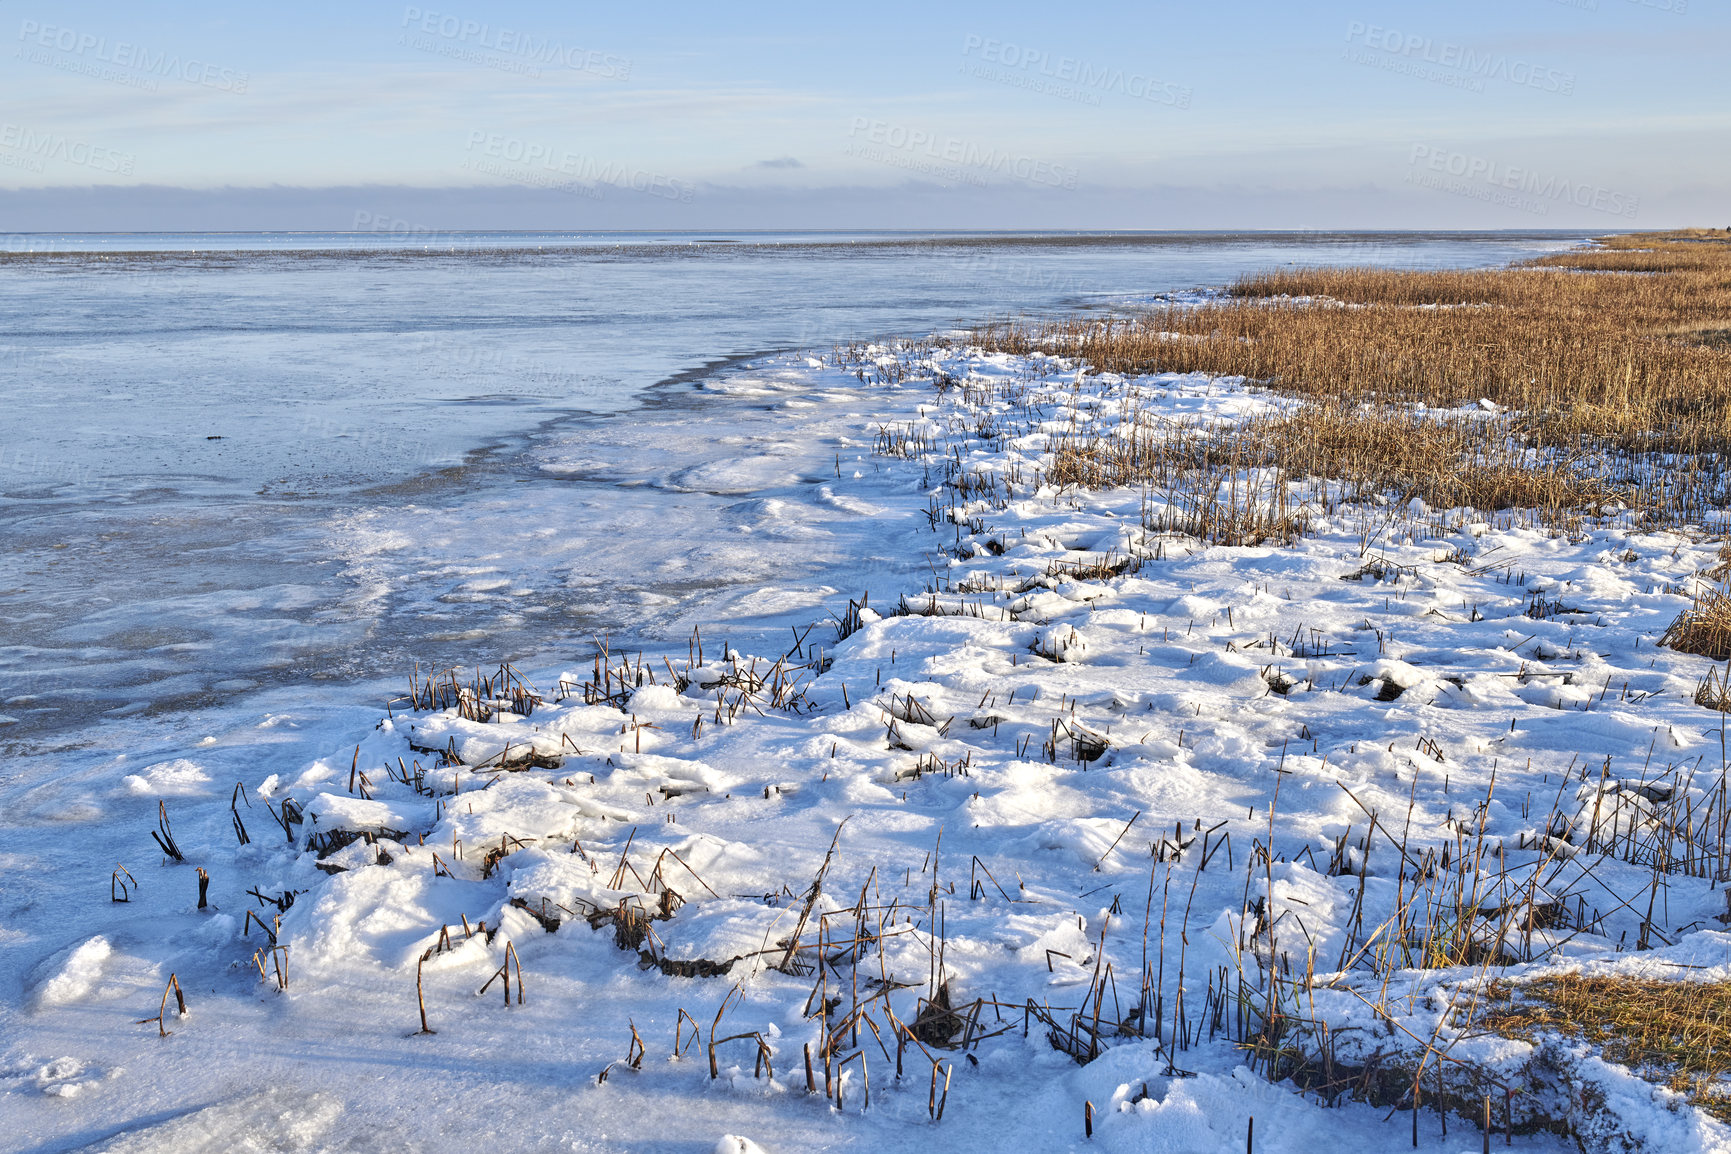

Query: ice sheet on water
[85,1090,342,1154]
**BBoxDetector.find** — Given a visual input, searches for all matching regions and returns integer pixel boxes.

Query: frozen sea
[0,230,1581,763]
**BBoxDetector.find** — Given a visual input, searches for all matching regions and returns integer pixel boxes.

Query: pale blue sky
[1,0,1725,228]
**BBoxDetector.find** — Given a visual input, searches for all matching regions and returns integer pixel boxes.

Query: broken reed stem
[835,1049,869,1111]
[477,940,523,1006]
[151,801,185,863]
[779,822,847,973]
[627,1021,646,1070]
[231,782,251,845]
[708,986,738,1079]
[1095,810,1142,871]
[675,1007,701,1058]
[139,973,187,1037]
[415,951,435,1034]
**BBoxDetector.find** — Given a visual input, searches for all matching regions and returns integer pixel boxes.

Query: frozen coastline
[5,336,1728,1153]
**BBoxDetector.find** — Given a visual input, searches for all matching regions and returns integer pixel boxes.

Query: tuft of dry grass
[1043,398,1621,525]
[1479,975,1731,1120]
[1698,665,1731,712]
[1663,582,1731,663]
[1248,402,1617,515]
[1710,538,1731,581]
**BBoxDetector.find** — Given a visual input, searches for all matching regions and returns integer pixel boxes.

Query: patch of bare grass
[1663,581,1731,662]
[1479,974,1731,1121]
[1047,400,1621,522]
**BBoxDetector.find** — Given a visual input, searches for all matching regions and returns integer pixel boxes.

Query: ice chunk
[35,936,113,1007]
[122,758,212,796]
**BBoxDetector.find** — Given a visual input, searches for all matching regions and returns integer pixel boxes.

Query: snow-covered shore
[6,342,1729,1153]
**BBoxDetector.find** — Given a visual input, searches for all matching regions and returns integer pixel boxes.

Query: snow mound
[715,1138,769,1154]
[122,758,212,796]
[35,936,114,1007]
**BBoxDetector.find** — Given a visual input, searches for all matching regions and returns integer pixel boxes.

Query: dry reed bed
[1667,585,1731,664]
[1669,541,1731,668]
[969,230,1731,524]
[1045,402,1623,528]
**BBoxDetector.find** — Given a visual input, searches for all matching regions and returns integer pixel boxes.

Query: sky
[0,0,1726,230]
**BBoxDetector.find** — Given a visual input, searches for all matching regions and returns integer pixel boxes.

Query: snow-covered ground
[5,343,1729,1153]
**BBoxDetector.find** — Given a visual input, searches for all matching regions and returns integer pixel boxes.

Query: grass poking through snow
[1481,975,1731,1120]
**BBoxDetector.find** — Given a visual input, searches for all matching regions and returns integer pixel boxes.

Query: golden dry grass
[1664,582,1731,663]
[973,230,1731,522]
[1711,539,1731,581]
[1045,402,1616,519]
[980,231,1731,455]
[1480,974,1731,1120]
[1698,665,1731,712]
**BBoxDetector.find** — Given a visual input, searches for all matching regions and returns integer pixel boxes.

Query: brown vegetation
[1480,974,1731,1121]
[1664,581,1731,663]
[1047,401,1618,521]
[972,230,1731,523]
